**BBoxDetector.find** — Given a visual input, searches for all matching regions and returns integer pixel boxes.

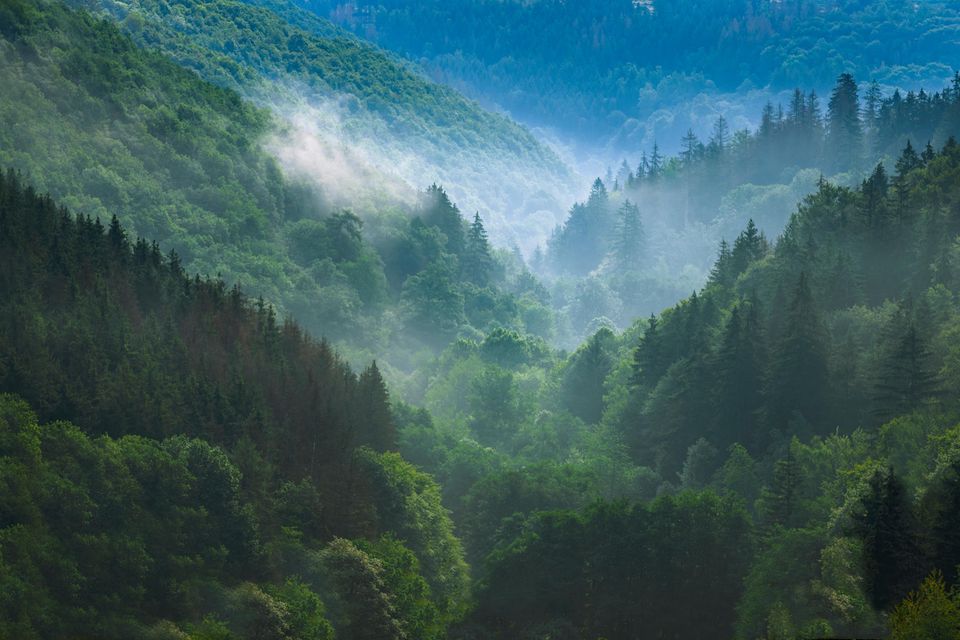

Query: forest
[296,0,960,150]
[4,0,960,638]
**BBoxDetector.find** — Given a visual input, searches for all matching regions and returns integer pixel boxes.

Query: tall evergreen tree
[826,73,863,171]
[861,162,890,229]
[713,302,766,451]
[611,200,643,270]
[765,273,830,433]
[462,212,493,286]
[420,184,465,256]
[632,314,668,389]
[873,321,938,421]
[853,468,924,611]
[357,361,397,452]
[730,219,765,276]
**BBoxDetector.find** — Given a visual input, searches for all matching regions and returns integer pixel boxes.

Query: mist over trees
[6,0,960,639]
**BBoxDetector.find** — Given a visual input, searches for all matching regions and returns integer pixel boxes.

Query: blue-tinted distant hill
[293,0,960,151]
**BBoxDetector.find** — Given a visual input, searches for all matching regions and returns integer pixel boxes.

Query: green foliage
[890,572,960,640]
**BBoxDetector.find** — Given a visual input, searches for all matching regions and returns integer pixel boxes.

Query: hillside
[70,0,577,249]
[0,169,469,639]
[0,0,559,361]
[296,0,960,151]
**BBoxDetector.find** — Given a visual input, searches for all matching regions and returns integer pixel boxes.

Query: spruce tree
[826,73,862,171]
[357,361,397,452]
[632,314,667,389]
[853,468,924,611]
[730,219,765,275]
[421,184,465,256]
[612,200,643,270]
[873,321,938,421]
[462,212,493,286]
[765,272,830,433]
[713,302,766,451]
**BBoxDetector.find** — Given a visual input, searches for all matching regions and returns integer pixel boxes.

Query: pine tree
[765,273,830,433]
[611,200,643,270]
[420,184,465,256]
[861,162,890,229]
[713,302,766,451]
[632,314,668,388]
[764,444,801,528]
[894,141,923,221]
[826,73,863,171]
[462,212,493,286]
[648,142,663,180]
[730,219,765,275]
[710,115,729,155]
[853,468,924,611]
[873,321,938,421]
[863,79,883,154]
[357,361,397,452]
[708,240,734,290]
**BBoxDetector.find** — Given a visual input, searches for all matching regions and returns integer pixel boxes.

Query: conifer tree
[714,302,766,450]
[861,162,890,229]
[357,361,397,452]
[730,219,765,276]
[765,273,830,433]
[648,142,663,180]
[854,468,924,611]
[826,73,862,170]
[462,212,493,286]
[611,200,643,270]
[873,321,938,421]
[632,314,667,389]
[420,184,465,256]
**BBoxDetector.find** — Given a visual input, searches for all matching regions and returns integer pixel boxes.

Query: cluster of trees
[385,136,960,639]
[74,0,575,251]
[9,2,960,639]
[0,171,469,638]
[534,72,960,344]
[298,0,960,143]
[0,0,557,361]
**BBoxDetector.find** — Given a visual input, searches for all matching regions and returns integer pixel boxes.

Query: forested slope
[297,0,960,148]
[0,169,469,639]
[70,0,575,248]
[0,0,557,361]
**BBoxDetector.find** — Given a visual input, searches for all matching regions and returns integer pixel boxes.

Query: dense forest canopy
[294,0,960,152]
[4,0,960,638]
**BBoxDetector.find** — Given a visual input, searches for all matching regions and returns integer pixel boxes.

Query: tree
[853,468,924,611]
[873,321,938,421]
[319,538,406,640]
[631,314,668,389]
[890,572,960,640]
[765,273,830,433]
[461,212,493,286]
[860,162,890,229]
[713,302,766,450]
[894,140,923,221]
[921,461,960,585]
[709,115,729,154]
[647,142,663,180]
[826,73,862,170]
[561,327,615,424]
[730,219,765,276]
[357,362,397,452]
[680,128,702,165]
[611,199,643,270]
[420,184,464,256]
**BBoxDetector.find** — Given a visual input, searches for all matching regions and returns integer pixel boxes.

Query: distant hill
[294,0,960,152]
[70,0,578,249]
